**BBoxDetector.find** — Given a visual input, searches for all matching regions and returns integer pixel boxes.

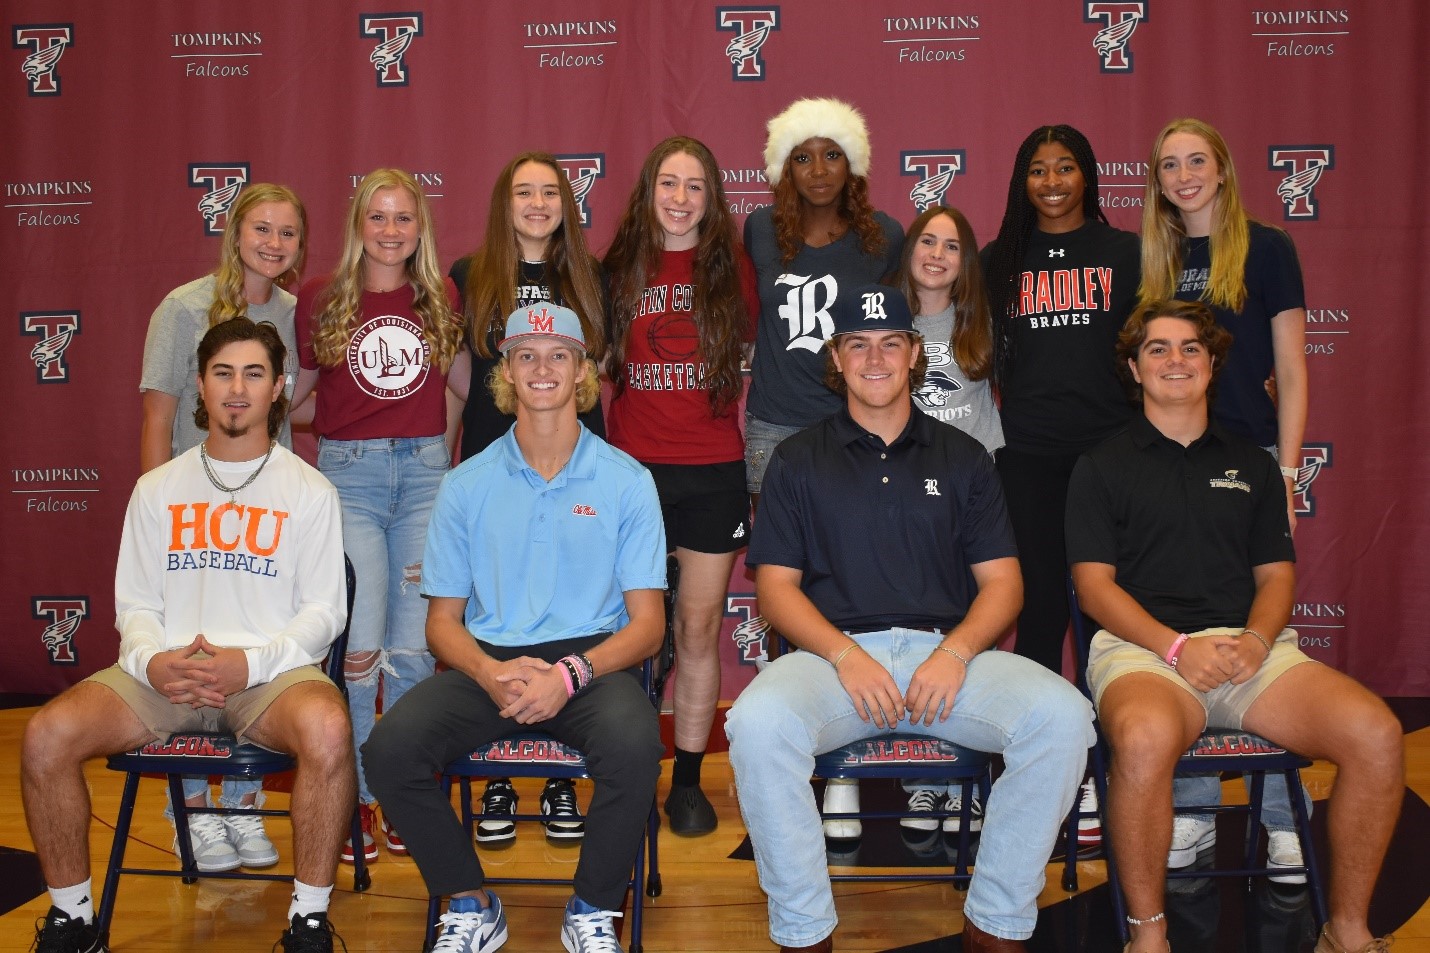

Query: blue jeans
[1173,773,1310,831]
[320,436,446,804]
[725,630,1094,945]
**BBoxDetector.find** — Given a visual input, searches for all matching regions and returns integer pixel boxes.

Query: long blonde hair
[208,183,307,327]
[311,168,461,371]
[1139,117,1260,312]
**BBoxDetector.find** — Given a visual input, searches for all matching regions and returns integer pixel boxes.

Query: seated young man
[363,303,666,953]
[726,284,1095,953]
[1067,299,1403,953]
[22,317,353,953]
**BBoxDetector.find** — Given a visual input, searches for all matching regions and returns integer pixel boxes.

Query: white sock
[48,880,94,924]
[288,879,333,920]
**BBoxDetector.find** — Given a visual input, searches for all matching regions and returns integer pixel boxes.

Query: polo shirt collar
[498,422,595,485]
[831,400,934,449]
[1128,412,1233,451]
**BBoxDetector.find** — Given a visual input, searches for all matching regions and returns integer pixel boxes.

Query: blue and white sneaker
[432,893,507,953]
[561,895,623,953]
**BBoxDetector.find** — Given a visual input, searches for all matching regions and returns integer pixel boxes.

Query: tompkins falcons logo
[716,7,780,81]
[21,311,80,383]
[1085,2,1145,72]
[901,151,965,213]
[1269,146,1335,220]
[726,595,769,664]
[34,597,89,665]
[13,24,72,96]
[188,164,250,237]
[1292,444,1332,517]
[361,14,423,86]
[915,370,965,408]
[554,154,605,228]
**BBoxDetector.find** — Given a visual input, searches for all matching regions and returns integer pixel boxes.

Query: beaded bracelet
[1125,911,1165,926]
[1241,628,1272,655]
[935,645,972,666]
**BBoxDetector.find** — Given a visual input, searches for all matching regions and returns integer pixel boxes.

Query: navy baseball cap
[828,284,918,339]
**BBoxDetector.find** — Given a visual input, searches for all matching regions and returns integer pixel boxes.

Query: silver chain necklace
[199,441,275,504]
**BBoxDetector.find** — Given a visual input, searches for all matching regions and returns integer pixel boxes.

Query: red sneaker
[380,809,407,856]
[341,802,378,864]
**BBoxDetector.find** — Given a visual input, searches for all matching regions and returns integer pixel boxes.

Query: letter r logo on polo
[861,292,888,321]
[528,308,555,333]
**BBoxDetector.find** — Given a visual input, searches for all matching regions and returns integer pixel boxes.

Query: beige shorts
[86,663,332,745]
[1087,626,1313,730]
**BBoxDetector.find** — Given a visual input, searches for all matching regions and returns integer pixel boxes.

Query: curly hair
[1139,117,1261,312]
[462,152,606,360]
[310,168,461,373]
[208,183,307,327]
[985,125,1107,391]
[893,207,993,382]
[193,317,289,439]
[604,136,750,414]
[487,351,601,416]
[1115,298,1233,404]
[822,333,928,397]
[770,161,885,265]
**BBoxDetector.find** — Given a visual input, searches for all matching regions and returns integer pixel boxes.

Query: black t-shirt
[1066,415,1295,632]
[450,255,605,461]
[747,404,1017,632]
[1173,222,1304,447]
[983,219,1140,455]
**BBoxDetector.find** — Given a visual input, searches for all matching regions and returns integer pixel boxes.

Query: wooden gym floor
[1,698,1427,952]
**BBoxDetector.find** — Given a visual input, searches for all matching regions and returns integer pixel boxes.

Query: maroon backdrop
[5,1,1426,697]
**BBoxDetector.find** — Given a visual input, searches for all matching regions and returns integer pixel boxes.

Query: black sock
[672,748,705,788]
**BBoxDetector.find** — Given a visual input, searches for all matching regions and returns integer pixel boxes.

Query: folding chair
[97,557,366,942]
[1065,577,1327,941]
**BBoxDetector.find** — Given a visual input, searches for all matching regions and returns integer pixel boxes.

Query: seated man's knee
[23,691,105,766]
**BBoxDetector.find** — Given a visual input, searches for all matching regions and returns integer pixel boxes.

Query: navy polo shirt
[1066,414,1295,633]
[747,403,1017,633]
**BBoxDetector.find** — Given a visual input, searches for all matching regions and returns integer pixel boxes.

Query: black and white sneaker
[541,779,585,841]
[274,912,347,953]
[476,779,518,845]
[33,906,107,953]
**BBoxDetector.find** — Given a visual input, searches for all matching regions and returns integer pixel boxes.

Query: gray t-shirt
[744,206,904,428]
[139,274,298,456]
[913,303,1004,454]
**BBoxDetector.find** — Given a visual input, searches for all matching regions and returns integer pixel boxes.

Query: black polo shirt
[1065,414,1295,633]
[747,402,1017,632]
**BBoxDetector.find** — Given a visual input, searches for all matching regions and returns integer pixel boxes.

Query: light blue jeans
[320,436,445,805]
[726,630,1094,945]
[177,775,261,808]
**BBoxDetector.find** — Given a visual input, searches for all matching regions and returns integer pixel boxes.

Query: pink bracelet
[1164,634,1190,669]
[557,663,577,698]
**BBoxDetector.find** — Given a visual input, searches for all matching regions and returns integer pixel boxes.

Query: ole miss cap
[828,284,918,339]
[498,301,587,354]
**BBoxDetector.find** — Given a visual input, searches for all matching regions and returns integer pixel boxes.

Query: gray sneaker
[223,796,280,868]
[175,812,240,872]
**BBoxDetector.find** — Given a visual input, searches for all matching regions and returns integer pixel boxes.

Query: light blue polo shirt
[421,423,666,646]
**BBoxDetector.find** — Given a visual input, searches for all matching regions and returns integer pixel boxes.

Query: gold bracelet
[1241,628,1272,654]
[832,643,860,669]
[936,645,972,666]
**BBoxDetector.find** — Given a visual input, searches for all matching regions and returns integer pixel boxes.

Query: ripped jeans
[319,436,446,804]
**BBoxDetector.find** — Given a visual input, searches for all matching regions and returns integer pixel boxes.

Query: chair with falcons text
[1066,579,1327,943]
[96,556,366,944]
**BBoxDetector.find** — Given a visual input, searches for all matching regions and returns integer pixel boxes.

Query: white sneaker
[821,779,861,840]
[223,794,279,868]
[1077,778,1102,845]
[942,790,983,833]
[1266,830,1307,884]
[174,812,240,872]
[900,789,941,831]
[561,896,623,953]
[1167,814,1216,868]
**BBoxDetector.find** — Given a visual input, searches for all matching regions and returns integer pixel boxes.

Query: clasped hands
[482,656,570,725]
[1174,633,1270,692]
[147,635,250,709]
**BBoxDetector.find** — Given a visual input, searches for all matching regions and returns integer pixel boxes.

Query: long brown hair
[310,169,460,371]
[462,152,606,360]
[893,206,993,382]
[770,162,885,265]
[604,136,749,414]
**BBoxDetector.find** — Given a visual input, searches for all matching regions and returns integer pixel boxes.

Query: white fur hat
[763,97,871,187]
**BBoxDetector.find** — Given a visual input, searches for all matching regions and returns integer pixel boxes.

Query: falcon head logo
[1270,146,1334,220]
[716,8,780,80]
[1084,2,1145,72]
[360,14,423,87]
[13,25,72,96]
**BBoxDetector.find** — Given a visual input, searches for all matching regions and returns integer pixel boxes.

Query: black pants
[995,447,1083,675]
[362,637,662,909]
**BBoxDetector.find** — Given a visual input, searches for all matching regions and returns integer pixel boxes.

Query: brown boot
[779,936,832,953]
[964,920,1027,952]
[1314,925,1395,952]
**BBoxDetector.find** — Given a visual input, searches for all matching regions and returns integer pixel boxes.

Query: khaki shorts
[1087,626,1313,730]
[86,663,333,746]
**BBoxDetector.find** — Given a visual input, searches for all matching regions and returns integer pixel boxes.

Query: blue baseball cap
[498,301,586,354]
[828,284,918,340]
